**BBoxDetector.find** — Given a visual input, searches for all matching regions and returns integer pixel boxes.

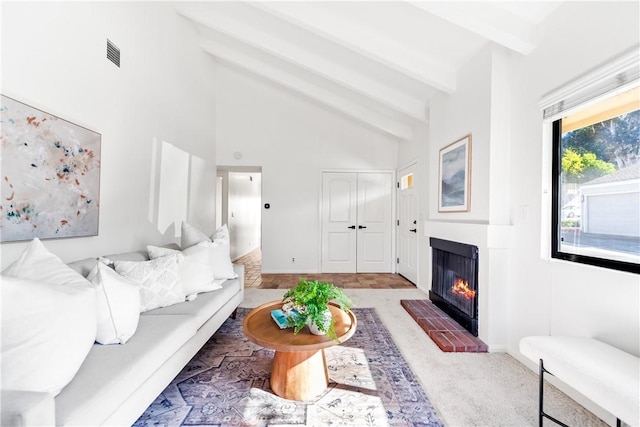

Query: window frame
[551,119,640,274]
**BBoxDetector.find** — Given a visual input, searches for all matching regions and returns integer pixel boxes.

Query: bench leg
[538,359,570,427]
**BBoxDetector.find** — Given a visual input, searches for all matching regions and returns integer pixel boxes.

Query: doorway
[321,171,393,273]
[217,166,262,261]
[397,162,418,284]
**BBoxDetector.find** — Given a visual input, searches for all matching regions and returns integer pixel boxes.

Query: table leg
[270,349,329,401]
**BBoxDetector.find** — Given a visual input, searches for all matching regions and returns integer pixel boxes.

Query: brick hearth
[401,299,488,353]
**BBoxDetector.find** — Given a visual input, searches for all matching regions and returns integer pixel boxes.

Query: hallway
[235,249,416,289]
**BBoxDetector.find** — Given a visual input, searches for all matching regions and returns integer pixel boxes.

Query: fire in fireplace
[429,237,479,336]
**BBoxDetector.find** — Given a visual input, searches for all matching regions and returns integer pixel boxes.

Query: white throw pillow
[181,221,210,249]
[2,238,92,288]
[1,238,97,396]
[211,224,230,242]
[1,276,97,396]
[114,255,185,312]
[179,223,237,280]
[207,239,238,279]
[87,262,141,345]
[147,241,222,298]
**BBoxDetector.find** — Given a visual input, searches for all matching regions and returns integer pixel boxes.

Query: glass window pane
[401,173,413,190]
[556,87,640,270]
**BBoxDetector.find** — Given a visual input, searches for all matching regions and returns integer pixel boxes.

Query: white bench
[520,336,639,427]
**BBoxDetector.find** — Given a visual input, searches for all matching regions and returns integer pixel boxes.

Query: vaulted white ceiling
[177,1,563,141]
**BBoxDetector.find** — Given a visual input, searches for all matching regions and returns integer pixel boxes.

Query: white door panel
[322,173,357,272]
[322,172,393,273]
[397,164,418,284]
[356,173,392,272]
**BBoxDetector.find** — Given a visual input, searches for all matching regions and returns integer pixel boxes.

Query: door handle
[358,225,367,229]
[348,225,356,229]
[409,228,417,233]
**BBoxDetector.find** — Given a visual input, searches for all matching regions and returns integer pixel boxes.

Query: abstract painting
[438,134,471,212]
[0,95,101,242]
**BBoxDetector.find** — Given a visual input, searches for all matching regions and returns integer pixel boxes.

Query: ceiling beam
[408,2,538,55]
[249,2,457,93]
[198,38,414,141]
[177,7,428,122]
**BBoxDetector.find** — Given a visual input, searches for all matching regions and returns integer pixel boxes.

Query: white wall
[423,44,513,350]
[422,2,640,359]
[429,45,493,222]
[215,65,399,273]
[1,2,217,267]
[508,1,640,358]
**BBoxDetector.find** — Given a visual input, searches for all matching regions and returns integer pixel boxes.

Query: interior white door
[321,172,393,273]
[321,173,357,272]
[397,163,418,284]
[356,172,393,272]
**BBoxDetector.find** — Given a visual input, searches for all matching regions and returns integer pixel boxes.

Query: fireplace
[429,237,479,336]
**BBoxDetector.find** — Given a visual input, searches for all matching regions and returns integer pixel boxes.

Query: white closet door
[356,172,393,273]
[321,172,358,272]
[321,172,393,273]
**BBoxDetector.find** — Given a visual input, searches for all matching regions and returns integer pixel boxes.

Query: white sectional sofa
[1,226,245,426]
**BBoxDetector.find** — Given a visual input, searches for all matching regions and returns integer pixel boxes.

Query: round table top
[242,300,357,352]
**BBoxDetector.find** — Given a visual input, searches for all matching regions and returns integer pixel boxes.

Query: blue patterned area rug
[134,307,443,426]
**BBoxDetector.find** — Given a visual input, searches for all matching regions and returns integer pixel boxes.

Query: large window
[551,86,640,273]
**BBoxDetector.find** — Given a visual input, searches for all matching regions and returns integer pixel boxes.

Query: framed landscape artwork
[0,95,101,242]
[438,134,471,213]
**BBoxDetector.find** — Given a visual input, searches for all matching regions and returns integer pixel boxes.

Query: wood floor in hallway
[235,249,416,289]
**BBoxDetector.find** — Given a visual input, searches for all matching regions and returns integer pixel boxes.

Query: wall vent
[107,39,120,67]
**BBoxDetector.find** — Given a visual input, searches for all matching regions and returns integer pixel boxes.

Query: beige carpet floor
[242,288,608,427]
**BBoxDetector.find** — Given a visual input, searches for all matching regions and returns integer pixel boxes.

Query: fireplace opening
[429,237,479,336]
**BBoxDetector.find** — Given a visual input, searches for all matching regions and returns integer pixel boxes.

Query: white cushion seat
[520,336,640,426]
[144,265,243,327]
[55,314,199,426]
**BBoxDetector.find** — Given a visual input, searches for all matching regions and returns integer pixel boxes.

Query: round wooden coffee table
[242,300,357,401]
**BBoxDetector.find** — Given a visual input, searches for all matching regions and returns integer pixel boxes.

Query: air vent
[107,39,120,67]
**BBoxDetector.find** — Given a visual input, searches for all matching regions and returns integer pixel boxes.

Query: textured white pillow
[87,262,141,345]
[114,255,185,312]
[147,241,222,297]
[1,238,97,396]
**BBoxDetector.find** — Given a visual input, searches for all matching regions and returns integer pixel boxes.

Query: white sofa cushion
[114,255,185,312]
[87,262,141,345]
[1,390,55,427]
[54,314,199,426]
[1,239,97,396]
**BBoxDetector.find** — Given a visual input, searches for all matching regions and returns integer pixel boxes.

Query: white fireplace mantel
[424,220,514,352]
[424,220,513,250]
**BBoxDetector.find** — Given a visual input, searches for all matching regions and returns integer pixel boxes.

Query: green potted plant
[282,278,353,341]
